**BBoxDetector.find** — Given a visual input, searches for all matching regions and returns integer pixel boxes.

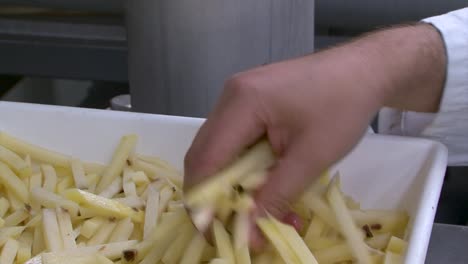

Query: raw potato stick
[327,176,372,264]
[0,161,29,202]
[99,176,123,198]
[32,224,45,255]
[56,207,76,249]
[42,208,64,252]
[96,134,137,193]
[4,208,29,226]
[41,164,57,193]
[161,222,195,263]
[185,140,275,208]
[27,240,139,262]
[108,217,134,242]
[268,215,319,264]
[0,132,70,167]
[70,158,88,189]
[64,188,143,222]
[179,233,207,264]
[213,219,236,264]
[0,238,19,264]
[17,231,33,263]
[86,220,117,245]
[257,218,300,264]
[143,186,159,240]
[31,187,79,217]
[0,197,9,217]
[0,144,30,178]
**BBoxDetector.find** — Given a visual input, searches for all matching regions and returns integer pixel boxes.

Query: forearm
[352,24,446,113]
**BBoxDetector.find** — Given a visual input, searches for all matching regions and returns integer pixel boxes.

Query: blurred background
[0,1,463,114]
[0,0,466,231]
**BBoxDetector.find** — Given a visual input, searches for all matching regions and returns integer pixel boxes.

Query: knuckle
[224,74,257,97]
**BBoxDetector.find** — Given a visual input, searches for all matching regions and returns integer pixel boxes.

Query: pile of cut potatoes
[0,132,409,264]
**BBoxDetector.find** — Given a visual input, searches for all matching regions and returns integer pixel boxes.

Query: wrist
[355,24,446,112]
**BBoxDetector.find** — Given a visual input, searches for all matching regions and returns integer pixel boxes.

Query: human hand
[184,23,445,250]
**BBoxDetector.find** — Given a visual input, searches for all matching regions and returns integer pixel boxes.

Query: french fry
[213,219,236,264]
[41,253,114,264]
[114,196,145,209]
[314,242,353,263]
[327,176,372,264]
[41,164,57,193]
[161,222,195,264]
[386,236,408,255]
[185,140,275,208]
[4,208,29,226]
[108,217,134,243]
[64,189,142,222]
[0,161,29,202]
[129,158,182,189]
[98,176,123,199]
[42,208,64,252]
[257,218,300,264]
[56,207,76,249]
[143,186,159,240]
[0,238,19,264]
[179,233,208,264]
[383,252,403,264]
[0,197,9,217]
[27,240,138,263]
[70,158,88,189]
[31,187,79,217]
[86,219,117,245]
[29,172,42,192]
[0,144,31,178]
[123,168,138,197]
[56,176,74,195]
[134,209,189,261]
[96,134,137,193]
[79,217,105,239]
[17,231,34,263]
[268,214,318,264]
[6,189,24,210]
[131,171,150,186]
[304,215,326,245]
[0,132,70,167]
[32,224,45,255]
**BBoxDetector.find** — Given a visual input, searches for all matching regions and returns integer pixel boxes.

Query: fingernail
[282,212,303,232]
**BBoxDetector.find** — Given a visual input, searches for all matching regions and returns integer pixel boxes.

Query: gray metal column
[126,0,314,117]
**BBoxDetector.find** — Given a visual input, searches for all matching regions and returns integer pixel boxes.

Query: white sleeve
[378,7,468,166]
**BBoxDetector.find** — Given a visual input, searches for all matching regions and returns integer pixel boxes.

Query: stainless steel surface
[0,17,127,81]
[427,223,468,263]
[127,0,315,117]
[316,0,466,32]
[0,0,124,12]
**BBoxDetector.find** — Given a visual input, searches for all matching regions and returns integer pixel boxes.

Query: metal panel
[427,224,468,263]
[127,0,315,117]
[316,0,467,32]
[0,0,124,12]
[0,17,127,82]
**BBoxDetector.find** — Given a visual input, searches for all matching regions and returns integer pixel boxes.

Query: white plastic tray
[0,101,447,263]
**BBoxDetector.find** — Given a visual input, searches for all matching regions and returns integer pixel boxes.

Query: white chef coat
[378,7,468,166]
